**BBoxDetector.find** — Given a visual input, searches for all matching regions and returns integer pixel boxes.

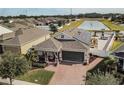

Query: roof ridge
[51,38,62,49]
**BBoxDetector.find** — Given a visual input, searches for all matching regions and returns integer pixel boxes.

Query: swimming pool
[78,21,110,31]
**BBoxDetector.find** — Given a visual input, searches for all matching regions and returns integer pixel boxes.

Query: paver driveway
[45,58,103,85]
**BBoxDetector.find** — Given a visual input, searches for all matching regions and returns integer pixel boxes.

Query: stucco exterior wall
[3,45,21,54]
[20,34,50,54]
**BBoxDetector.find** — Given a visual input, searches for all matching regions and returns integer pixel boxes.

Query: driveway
[45,58,103,85]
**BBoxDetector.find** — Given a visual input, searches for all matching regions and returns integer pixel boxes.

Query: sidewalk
[0,77,39,85]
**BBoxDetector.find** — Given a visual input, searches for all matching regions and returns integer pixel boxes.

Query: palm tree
[25,48,38,68]
[0,51,29,85]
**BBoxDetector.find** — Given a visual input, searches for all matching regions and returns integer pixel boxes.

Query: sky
[0,8,124,16]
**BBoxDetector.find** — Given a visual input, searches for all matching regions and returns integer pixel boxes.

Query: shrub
[32,63,47,68]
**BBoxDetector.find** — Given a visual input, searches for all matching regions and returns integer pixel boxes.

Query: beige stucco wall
[3,45,21,54]
[20,34,50,54]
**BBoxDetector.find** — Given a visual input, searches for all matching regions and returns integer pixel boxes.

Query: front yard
[16,69,54,85]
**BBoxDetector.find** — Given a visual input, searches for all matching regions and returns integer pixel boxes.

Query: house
[0,26,15,53]
[0,25,15,41]
[112,44,124,71]
[1,27,51,54]
[33,28,90,64]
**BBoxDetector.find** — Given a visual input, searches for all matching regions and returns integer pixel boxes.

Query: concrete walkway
[0,77,38,85]
[45,58,103,85]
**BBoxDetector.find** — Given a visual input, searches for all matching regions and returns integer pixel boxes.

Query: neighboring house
[112,44,124,71]
[33,28,90,64]
[0,26,15,53]
[1,27,51,54]
[0,25,15,40]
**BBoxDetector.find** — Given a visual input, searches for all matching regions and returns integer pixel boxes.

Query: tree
[25,48,38,68]
[49,24,58,33]
[0,51,29,85]
[57,20,62,27]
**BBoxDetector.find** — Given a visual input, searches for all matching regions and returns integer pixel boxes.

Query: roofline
[0,25,14,33]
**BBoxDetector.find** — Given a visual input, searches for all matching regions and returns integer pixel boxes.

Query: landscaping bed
[16,69,54,85]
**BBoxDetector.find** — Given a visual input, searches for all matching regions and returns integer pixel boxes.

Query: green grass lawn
[59,19,83,32]
[16,69,54,85]
[110,41,124,51]
[100,19,124,31]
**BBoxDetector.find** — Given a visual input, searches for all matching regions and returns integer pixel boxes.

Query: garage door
[62,51,84,62]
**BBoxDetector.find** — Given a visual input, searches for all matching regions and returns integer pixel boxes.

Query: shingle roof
[1,27,51,46]
[34,37,87,52]
[54,32,74,40]
[0,25,13,36]
[63,28,91,45]
[73,29,91,45]
[34,38,62,52]
[61,40,87,52]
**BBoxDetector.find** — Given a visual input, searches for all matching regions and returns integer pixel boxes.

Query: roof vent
[61,35,64,38]
[78,31,81,35]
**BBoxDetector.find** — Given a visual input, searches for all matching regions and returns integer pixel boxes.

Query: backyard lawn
[110,41,124,51]
[16,69,54,85]
[101,19,124,31]
[59,19,83,32]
